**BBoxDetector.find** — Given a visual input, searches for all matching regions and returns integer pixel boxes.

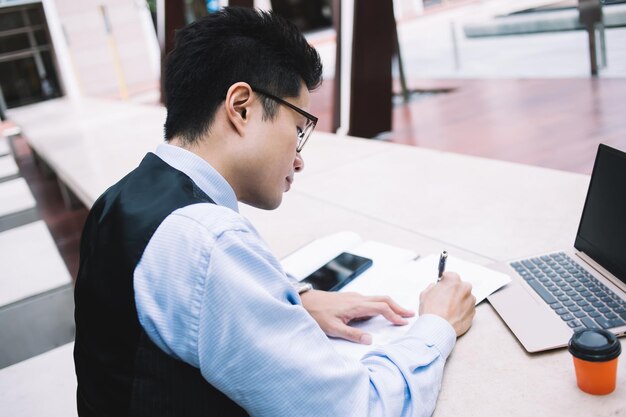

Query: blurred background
[1,0,624,172]
[0,0,625,373]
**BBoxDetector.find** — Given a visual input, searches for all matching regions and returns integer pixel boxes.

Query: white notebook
[281,232,511,360]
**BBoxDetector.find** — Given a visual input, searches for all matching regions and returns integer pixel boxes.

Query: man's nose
[294,152,304,173]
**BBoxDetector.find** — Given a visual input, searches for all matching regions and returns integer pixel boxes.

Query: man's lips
[285,175,294,191]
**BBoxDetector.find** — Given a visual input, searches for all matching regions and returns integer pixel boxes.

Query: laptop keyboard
[511,252,626,333]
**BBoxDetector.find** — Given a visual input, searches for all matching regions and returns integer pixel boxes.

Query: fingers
[367,295,415,317]
[438,271,461,283]
[304,291,414,343]
[350,301,409,325]
[418,271,477,337]
[328,321,373,345]
[439,272,474,300]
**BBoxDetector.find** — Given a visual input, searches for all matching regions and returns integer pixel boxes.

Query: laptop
[488,144,626,353]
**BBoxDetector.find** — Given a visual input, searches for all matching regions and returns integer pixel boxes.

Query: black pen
[437,251,448,282]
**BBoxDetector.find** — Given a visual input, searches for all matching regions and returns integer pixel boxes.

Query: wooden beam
[348,1,394,138]
[331,0,341,132]
[229,0,254,7]
[159,0,186,104]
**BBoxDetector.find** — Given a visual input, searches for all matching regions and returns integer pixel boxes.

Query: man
[74,7,475,417]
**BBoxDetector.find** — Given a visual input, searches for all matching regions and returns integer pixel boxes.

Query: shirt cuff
[284,273,299,285]
[405,314,457,360]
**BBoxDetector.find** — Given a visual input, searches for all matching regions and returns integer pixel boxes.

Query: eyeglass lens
[297,118,316,152]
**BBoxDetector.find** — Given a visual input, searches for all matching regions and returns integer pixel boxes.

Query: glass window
[0,32,31,54]
[34,29,49,46]
[27,7,44,26]
[0,10,24,31]
[0,57,41,107]
[40,50,61,99]
[0,5,61,109]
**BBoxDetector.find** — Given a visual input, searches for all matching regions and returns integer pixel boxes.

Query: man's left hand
[300,290,415,345]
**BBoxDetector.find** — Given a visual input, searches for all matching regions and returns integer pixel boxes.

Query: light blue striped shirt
[134,143,457,417]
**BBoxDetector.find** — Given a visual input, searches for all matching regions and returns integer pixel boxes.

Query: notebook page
[331,255,511,360]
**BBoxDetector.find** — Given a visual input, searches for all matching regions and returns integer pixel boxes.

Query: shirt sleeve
[135,204,456,417]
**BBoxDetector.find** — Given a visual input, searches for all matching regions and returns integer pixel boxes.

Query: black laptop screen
[575,144,626,284]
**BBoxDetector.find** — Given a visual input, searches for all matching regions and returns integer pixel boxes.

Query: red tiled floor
[311,78,626,174]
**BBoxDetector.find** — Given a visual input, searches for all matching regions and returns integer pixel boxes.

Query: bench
[0,221,74,368]
[0,154,20,183]
[0,178,38,233]
[0,136,10,156]
[0,164,73,369]
[0,342,77,417]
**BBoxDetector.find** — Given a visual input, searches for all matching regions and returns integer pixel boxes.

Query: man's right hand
[418,271,476,337]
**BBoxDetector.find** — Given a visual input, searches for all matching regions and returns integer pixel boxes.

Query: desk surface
[9,98,625,416]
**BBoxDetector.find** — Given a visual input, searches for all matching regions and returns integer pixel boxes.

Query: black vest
[74,153,250,417]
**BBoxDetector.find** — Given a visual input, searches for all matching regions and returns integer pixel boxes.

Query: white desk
[9,98,625,416]
[9,98,165,207]
[240,136,623,417]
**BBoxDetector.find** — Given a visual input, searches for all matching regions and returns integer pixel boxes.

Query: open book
[281,232,511,360]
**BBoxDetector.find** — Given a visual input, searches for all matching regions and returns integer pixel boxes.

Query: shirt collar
[154,143,239,213]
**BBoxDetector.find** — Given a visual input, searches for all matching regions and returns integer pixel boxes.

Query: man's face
[238,84,309,210]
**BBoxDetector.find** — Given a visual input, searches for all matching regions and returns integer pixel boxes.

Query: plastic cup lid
[568,329,622,362]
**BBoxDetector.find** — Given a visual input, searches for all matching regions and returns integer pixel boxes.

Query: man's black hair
[163,7,323,144]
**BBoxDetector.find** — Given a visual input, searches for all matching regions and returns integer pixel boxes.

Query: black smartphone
[301,252,373,291]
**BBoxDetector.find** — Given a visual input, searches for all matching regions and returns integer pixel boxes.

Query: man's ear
[224,82,253,137]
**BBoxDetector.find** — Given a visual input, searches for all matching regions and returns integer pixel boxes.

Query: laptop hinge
[576,251,626,295]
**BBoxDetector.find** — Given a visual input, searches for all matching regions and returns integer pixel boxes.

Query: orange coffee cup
[568,329,621,395]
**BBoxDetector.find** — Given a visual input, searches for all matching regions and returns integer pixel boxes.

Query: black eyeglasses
[251,86,318,153]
